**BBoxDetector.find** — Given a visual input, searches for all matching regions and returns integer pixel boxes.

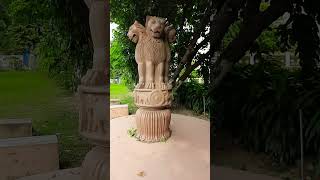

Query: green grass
[110,83,130,99]
[110,83,137,114]
[0,71,90,168]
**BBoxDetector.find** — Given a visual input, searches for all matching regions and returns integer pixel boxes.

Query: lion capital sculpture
[128,16,176,90]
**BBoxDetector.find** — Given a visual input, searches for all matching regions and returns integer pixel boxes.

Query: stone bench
[110,99,121,105]
[110,104,129,119]
[0,118,32,139]
[0,135,59,180]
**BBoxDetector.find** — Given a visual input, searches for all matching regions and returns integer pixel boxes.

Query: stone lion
[128,16,176,89]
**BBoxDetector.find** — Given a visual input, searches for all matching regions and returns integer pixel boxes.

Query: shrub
[174,80,209,114]
[214,59,320,167]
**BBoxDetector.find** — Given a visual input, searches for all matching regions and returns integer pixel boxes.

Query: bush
[120,95,137,115]
[174,80,209,114]
[213,59,320,167]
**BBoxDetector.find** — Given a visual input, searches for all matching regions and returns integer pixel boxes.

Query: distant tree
[0,0,92,90]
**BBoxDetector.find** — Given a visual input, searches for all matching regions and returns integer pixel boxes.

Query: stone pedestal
[78,0,109,179]
[111,114,210,180]
[78,85,109,180]
[134,89,172,143]
[110,104,128,119]
[0,135,59,180]
[0,118,32,139]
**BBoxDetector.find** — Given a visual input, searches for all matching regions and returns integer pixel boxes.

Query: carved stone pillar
[128,16,176,143]
[134,89,172,142]
[79,0,109,179]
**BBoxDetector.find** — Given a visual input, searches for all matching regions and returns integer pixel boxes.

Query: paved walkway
[212,166,281,180]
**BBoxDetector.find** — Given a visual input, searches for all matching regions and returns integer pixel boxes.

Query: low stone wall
[0,55,23,70]
[0,135,59,180]
[0,119,32,139]
[0,54,37,70]
[110,99,120,105]
[110,104,128,119]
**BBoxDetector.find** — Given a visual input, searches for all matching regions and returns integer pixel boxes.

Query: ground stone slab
[0,135,59,180]
[110,104,128,119]
[212,166,281,180]
[111,114,210,180]
[0,118,32,139]
[17,168,80,180]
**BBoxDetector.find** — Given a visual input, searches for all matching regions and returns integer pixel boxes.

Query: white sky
[110,23,118,41]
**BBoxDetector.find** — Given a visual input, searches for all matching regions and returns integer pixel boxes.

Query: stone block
[0,119,32,139]
[0,135,59,180]
[17,168,80,180]
[110,99,120,105]
[110,104,128,119]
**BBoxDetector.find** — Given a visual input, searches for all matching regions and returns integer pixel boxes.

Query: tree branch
[243,0,262,23]
[171,7,211,85]
[175,53,210,90]
[209,0,290,93]
[171,0,244,87]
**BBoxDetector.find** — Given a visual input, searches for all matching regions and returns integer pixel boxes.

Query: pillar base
[81,146,108,180]
[133,88,173,143]
[135,108,171,143]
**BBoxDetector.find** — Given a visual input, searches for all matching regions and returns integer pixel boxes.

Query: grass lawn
[110,83,137,114]
[0,71,90,168]
[110,83,130,99]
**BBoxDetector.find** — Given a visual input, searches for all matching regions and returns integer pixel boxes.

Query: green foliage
[127,127,137,137]
[223,21,280,54]
[1,0,92,91]
[120,95,137,114]
[174,81,208,114]
[0,71,90,168]
[259,1,270,12]
[214,60,320,169]
[110,83,137,114]
[110,83,129,99]
[111,37,136,88]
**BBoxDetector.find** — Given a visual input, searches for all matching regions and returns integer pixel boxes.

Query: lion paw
[135,83,145,89]
[144,82,155,89]
[158,83,168,90]
[81,69,107,86]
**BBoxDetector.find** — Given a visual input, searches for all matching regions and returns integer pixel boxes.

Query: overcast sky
[110,23,118,41]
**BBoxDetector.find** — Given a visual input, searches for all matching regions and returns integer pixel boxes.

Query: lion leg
[136,63,145,89]
[156,62,167,90]
[164,61,172,89]
[145,61,155,89]
[164,61,169,83]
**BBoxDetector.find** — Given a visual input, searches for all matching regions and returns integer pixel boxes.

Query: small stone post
[79,0,109,179]
[128,16,176,143]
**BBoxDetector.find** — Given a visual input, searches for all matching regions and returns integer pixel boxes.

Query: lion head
[145,16,166,39]
[128,21,145,43]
